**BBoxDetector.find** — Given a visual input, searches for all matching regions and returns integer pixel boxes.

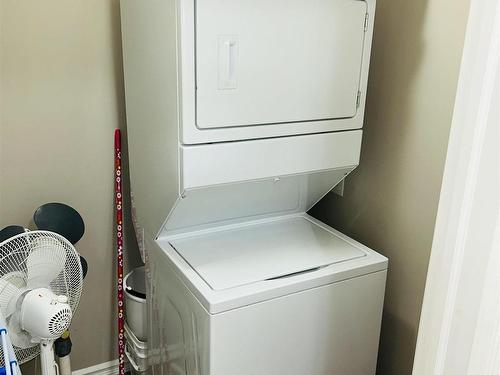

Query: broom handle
[114,129,125,375]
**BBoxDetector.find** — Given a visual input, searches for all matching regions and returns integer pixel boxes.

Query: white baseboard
[73,360,129,375]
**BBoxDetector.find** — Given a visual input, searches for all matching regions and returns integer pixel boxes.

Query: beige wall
[311,0,470,374]
[0,0,141,372]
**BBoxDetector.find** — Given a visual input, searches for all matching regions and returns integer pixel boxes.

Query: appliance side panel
[120,0,180,239]
[211,270,387,375]
[150,239,210,375]
[356,0,376,128]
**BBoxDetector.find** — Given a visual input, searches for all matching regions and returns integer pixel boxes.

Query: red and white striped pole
[114,129,125,375]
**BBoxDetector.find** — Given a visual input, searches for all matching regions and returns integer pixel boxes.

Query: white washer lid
[170,216,366,291]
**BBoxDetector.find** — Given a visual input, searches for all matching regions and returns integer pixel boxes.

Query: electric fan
[0,231,83,375]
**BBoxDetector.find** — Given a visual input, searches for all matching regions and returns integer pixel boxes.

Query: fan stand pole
[115,129,126,375]
[40,341,57,375]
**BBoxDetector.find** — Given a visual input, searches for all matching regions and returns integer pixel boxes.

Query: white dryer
[120,0,386,374]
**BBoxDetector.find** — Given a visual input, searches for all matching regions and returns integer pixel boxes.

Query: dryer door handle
[218,36,238,90]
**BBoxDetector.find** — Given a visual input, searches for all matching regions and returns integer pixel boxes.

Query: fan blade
[26,237,67,288]
[6,310,33,350]
[0,278,23,317]
[2,272,26,291]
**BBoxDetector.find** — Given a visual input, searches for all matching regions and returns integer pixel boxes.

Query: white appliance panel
[211,270,386,375]
[170,216,366,290]
[181,130,361,189]
[195,0,368,129]
[162,168,355,236]
[158,214,388,313]
[150,239,210,375]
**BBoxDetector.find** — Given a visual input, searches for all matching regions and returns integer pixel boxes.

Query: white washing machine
[120,0,386,374]
[151,214,386,375]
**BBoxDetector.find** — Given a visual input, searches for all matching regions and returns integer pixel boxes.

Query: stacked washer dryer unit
[120,0,387,374]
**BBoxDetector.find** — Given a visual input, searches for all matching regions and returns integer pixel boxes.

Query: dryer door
[195,0,368,129]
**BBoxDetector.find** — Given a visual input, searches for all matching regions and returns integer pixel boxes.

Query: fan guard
[0,231,83,364]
